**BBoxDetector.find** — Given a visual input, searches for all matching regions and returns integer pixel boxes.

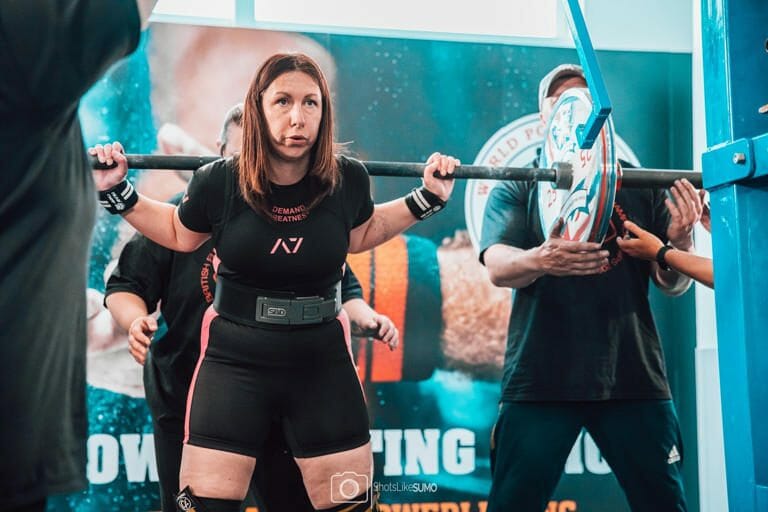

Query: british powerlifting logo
[465,114,640,252]
[199,249,219,304]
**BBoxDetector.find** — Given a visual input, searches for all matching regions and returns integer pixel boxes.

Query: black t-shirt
[479,167,672,401]
[0,0,140,504]
[179,156,374,294]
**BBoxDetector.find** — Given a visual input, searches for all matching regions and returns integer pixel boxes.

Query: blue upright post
[561,0,612,149]
[701,1,768,511]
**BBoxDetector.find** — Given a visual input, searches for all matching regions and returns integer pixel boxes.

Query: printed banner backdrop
[49,23,697,512]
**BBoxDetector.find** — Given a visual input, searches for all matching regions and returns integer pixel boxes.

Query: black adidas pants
[488,400,687,512]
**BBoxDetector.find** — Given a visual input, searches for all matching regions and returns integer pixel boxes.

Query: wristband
[656,245,673,271]
[404,186,446,220]
[99,180,138,215]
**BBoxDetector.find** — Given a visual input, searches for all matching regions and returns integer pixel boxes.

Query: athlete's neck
[268,156,310,185]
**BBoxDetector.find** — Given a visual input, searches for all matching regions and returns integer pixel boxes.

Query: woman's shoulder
[190,156,237,194]
[336,154,369,183]
[195,156,233,180]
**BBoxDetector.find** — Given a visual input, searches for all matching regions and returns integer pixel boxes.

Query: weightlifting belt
[213,276,342,327]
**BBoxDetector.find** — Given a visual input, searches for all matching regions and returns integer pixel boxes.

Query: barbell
[90,154,700,189]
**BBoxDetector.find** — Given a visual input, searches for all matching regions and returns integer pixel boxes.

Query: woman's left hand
[423,152,460,201]
[617,220,665,260]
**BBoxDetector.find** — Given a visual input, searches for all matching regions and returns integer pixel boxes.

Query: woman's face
[261,70,323,164]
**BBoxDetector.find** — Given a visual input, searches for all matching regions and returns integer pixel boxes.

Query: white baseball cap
[538,64,585,111]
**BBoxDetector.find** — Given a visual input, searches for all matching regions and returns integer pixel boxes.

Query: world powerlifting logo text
[465,114,547,251]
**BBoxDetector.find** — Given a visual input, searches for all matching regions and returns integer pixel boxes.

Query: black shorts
[145,349,315,512]
[185,307,370,458]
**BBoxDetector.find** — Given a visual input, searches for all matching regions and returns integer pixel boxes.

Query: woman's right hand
[616,220,665,261]
[423,152,459,201]
[90,141,129,191]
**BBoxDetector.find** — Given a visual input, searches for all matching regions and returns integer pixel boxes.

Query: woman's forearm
[665,249,714,288]
[349,200,417,253]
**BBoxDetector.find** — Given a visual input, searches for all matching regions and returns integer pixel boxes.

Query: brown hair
[238,53,338,215]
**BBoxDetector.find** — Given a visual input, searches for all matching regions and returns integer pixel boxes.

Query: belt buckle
[293,296,324,325]
[255,296,292,324]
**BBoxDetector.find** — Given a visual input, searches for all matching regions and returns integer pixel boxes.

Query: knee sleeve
[319,489,381,512]
[175,486,241,512]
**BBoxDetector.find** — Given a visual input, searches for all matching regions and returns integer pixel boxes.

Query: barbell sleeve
[619,168,702,188]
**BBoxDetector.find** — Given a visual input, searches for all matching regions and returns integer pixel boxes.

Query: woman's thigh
[180,444,256,500]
